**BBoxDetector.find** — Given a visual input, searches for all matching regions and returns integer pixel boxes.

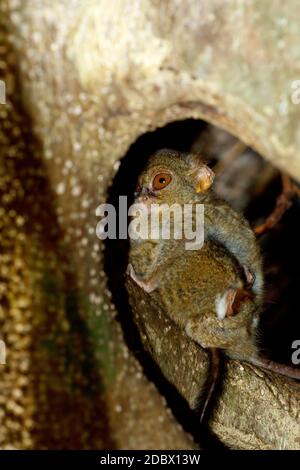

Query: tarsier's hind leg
[190,282,300,427]
[185,283,251,349]
[186,287,234,426]
[187,284,254,426]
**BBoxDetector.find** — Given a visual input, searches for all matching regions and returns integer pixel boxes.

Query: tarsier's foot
[126,264,157,293]
[215,288,236,319]
[186,285,253,350]
[215,286,252,319]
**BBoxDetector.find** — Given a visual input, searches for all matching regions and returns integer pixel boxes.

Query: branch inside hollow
[254,173,296,235]
[126,273,300,450]
[213,141,247,175]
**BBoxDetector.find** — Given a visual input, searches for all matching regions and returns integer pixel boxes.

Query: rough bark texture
[1,0,300,449]
[126,253,300,450]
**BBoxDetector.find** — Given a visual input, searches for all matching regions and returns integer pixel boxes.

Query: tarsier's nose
[134,186,155,199]
[134,185,142,198]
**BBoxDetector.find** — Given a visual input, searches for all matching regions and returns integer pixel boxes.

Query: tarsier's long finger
[243,265,255,288]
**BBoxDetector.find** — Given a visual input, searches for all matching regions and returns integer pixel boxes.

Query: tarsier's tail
[196,347,222,424]
[249,355,300,380]
[196,350,300,428]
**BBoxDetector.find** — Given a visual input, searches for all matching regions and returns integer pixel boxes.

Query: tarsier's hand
[126,263,158,293]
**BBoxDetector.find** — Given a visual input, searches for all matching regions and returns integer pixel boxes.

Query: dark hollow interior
[104,118,300,444]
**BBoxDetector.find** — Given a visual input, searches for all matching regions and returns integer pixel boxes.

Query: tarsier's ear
[194,165,215,193]
[187,155,215,193]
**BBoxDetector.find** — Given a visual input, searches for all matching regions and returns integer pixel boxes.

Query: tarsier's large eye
[152,172,172,190]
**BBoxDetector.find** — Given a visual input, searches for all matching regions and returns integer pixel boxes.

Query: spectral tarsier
[126,148,300,421]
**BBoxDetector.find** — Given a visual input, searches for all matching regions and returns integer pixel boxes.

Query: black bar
[0,450,299,468]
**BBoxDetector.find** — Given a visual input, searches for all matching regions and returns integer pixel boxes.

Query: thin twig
[254,173,295,235]
[213,141,247,175]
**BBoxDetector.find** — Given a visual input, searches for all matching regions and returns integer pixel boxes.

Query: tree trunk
[1,0,300,449]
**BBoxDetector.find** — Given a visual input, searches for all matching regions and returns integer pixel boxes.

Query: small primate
[126,148,300,422]
[128,149,263,299]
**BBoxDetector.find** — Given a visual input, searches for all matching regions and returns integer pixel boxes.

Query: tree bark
[1,0,300,449]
